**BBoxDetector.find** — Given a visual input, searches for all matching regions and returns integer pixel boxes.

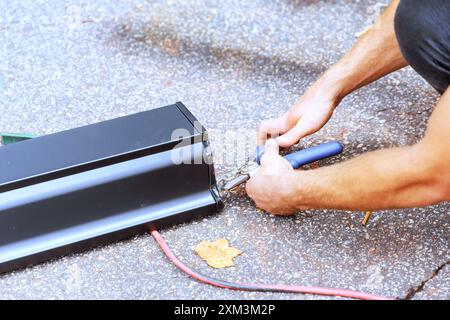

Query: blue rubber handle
[256,141,343,169]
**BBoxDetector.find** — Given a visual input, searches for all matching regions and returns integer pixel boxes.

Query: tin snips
[218,141,343,195]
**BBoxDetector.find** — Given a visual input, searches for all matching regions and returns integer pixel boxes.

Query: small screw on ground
[362,211,373,226]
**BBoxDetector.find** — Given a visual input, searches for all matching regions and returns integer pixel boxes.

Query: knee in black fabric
[394,0,450,93]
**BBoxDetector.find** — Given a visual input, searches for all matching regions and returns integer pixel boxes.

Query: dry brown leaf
[194,239,242,268]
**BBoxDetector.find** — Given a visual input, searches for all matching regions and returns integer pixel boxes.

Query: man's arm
[322,0,407,98]
[259,0,408,147]
[247,89,450,214]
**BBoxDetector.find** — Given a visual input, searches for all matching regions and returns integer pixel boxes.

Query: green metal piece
[0,132,37,145]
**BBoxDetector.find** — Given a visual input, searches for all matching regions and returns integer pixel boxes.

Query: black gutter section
[0,102,223,274]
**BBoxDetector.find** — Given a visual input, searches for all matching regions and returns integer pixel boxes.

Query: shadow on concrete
[109,20,328,85]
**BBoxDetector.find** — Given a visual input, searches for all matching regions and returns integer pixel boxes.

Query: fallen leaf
[194,239,242,268]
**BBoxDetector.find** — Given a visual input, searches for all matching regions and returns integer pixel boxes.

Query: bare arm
[322,0,407,99]
[259,0,408,147]
[247,89,450,214]
[296,89,450,211]
[247,0,448,214]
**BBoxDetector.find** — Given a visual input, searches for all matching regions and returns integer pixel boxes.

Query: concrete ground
[0,0,448,299]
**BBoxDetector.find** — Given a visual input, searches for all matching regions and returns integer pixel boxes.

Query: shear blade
[221,174,249,191]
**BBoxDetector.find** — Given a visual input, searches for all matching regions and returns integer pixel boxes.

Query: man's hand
[246,139,300,215]
[258,0,407,148]
[257,85,339,148]
[251,89,450,212]
[247,1,450,213]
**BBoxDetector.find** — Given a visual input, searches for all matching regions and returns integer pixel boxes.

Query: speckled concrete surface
[0,0,448,299]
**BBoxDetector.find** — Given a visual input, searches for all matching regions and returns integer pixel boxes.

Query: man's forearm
[312,0,408,101]
[289,88,450,212]
[248,90,450,215]
[291,145,445,211]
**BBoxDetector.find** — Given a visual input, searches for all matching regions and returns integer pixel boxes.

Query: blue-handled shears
[219,141,343,192]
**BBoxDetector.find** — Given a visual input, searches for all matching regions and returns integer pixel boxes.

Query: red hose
[150,229,394,300]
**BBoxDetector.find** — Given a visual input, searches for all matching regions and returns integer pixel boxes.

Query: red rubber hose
[150,229,393,300]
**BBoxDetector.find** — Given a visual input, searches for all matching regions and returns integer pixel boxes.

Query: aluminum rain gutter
[0,102,223,273]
